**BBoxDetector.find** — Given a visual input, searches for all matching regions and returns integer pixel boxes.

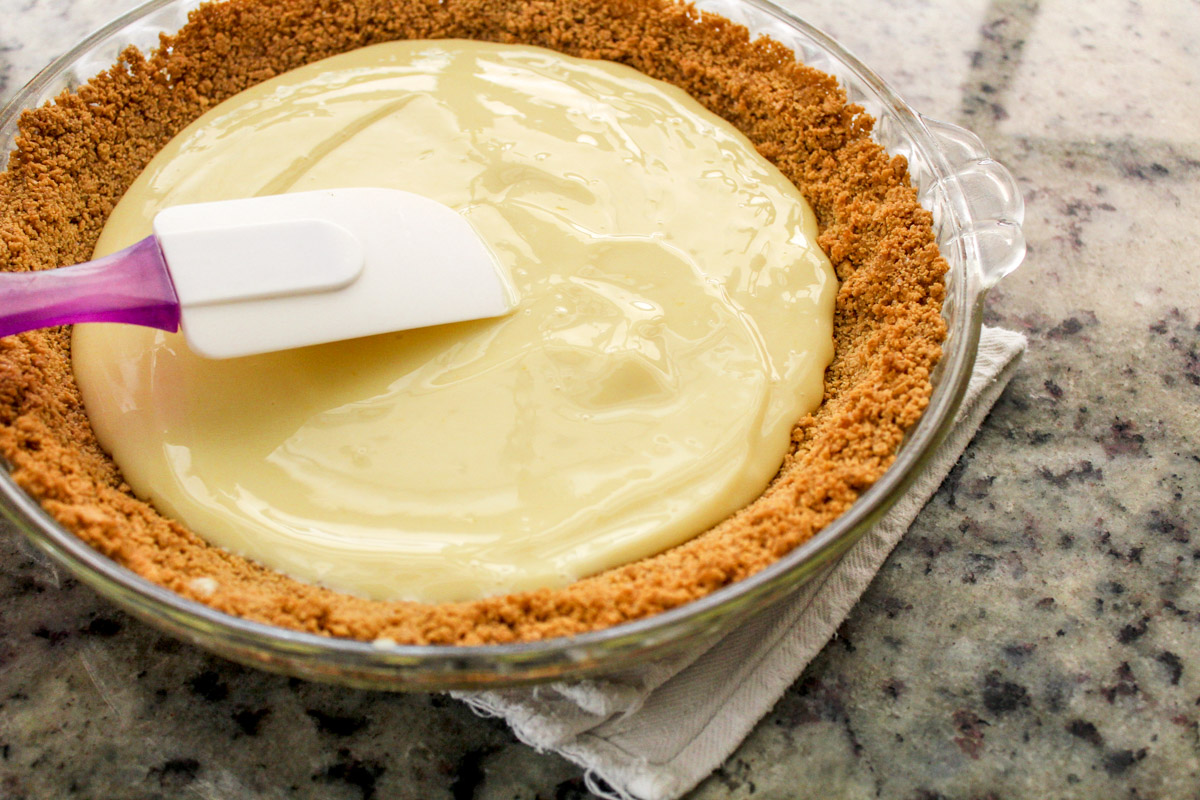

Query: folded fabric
[458,326,1027,800]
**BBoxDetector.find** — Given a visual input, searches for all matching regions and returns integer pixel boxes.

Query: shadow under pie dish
[0,0,1024,689]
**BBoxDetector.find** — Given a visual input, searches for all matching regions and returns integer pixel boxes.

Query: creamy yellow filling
[72,40,837,603]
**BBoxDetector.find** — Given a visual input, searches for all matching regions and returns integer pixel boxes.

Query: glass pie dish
[0,0,1025,690]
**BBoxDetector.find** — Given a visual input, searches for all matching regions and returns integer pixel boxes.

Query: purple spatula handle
[0,235,181,339]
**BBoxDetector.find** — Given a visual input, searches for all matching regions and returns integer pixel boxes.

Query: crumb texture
[0,0,945,644]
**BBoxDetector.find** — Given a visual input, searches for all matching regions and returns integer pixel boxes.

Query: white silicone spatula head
[0,188,518,359]
[156,188,518,358]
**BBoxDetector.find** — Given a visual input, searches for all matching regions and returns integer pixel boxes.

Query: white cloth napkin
[457,326,1027,800]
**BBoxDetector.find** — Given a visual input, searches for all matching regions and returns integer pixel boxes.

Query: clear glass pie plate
[0,0,1025,690]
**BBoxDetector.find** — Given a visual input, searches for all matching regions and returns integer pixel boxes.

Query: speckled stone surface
[2,1,1198,797]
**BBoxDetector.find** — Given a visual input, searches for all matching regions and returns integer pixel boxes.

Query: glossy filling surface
[72,40,836,603]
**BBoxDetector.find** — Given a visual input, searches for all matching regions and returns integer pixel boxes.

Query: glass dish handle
[921,115,1026,289]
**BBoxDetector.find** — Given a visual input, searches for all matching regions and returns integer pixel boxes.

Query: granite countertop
[1,0,1197,797]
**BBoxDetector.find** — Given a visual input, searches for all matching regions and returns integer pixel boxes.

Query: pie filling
[71,40,836,602]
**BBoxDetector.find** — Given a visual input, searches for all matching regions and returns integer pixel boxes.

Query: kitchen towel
[458,326,1027,800]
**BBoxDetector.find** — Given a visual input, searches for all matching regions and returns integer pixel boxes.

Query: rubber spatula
[0,188,518,359]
